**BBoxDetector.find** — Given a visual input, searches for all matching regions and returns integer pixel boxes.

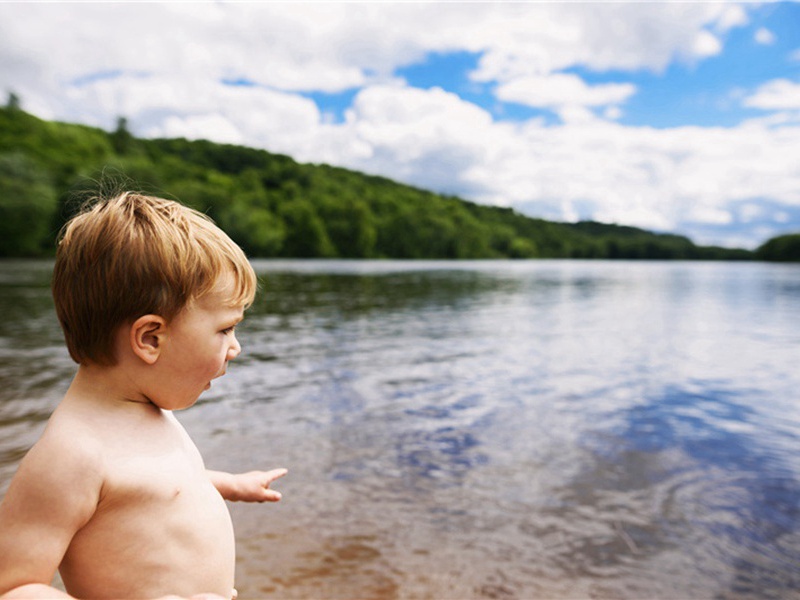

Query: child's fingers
[263,467,288,483]
[256,468,287,502]
[260,488,283,502]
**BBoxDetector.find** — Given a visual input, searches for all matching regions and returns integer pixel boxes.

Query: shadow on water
[554,384,800,599]
[249,266,524,322]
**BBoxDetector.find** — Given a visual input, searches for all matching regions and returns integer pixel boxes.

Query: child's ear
[129,315,167,365]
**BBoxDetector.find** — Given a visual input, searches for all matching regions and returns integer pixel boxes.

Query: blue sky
[1,1,799,249]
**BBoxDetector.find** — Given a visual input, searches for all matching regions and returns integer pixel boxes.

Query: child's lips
[205,364,229,390]
[207,368,227,389]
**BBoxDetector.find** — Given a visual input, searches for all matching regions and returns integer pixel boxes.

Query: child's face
[154,274,245,410]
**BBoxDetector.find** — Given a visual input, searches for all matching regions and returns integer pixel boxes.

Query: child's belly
[59,476,236,599]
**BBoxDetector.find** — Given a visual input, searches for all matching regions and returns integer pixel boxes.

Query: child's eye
[221,326,236,335]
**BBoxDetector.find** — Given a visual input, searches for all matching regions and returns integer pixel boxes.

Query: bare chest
[59,416,236,598]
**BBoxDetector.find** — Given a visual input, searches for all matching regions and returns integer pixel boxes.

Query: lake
[0,259,798,599]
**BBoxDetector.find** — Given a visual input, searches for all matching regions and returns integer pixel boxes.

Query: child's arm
[207,468,287,502]
[0,583,72,599]
[1,584,228,600]
[0,432,102,598]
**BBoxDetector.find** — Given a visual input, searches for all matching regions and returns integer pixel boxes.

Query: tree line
[0,103,793,261]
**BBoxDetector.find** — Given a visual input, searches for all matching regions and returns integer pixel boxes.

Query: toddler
[0,192,286,599]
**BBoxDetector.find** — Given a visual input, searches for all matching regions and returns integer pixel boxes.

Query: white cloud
[466,3,740,82]
[755,27,776,45]
[306,84,496,195]
[744,79,800,110]
[0,2,752,106]
[56,72,324,155]
[691,30,723,58]
[495,73,636,110]
[714,5,750,32]
[556,105,601,125]
[156,114,244,146]
[293,83,800,248]
[738,203,765,223]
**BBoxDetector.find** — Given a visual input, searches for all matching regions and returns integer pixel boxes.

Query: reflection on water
[1,259,799,599]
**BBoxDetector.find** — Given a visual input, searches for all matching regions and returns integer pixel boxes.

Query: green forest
[0,102,796,261]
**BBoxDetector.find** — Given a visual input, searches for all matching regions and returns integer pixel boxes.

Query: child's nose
[227,335,242,360]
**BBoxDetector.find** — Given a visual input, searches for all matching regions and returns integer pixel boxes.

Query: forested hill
[0,105,756,260]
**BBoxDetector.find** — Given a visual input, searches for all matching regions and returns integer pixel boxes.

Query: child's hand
[226,468,288,503]
[157,588,236,600]
[157,593,230,600]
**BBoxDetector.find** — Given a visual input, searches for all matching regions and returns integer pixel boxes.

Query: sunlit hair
[52,191,257,366]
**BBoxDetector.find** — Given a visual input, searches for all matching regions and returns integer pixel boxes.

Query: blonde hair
[52,191,257,366]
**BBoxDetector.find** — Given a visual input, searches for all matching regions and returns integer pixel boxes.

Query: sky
[1,1,800,249]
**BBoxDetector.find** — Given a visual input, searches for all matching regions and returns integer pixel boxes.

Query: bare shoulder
[4,403,105,519]
[0,404,105,595]
[31,402,106,476]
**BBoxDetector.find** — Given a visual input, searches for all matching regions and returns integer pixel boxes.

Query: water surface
[1,260,798,599]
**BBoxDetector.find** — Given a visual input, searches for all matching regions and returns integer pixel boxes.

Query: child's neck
[66,364,162,412]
